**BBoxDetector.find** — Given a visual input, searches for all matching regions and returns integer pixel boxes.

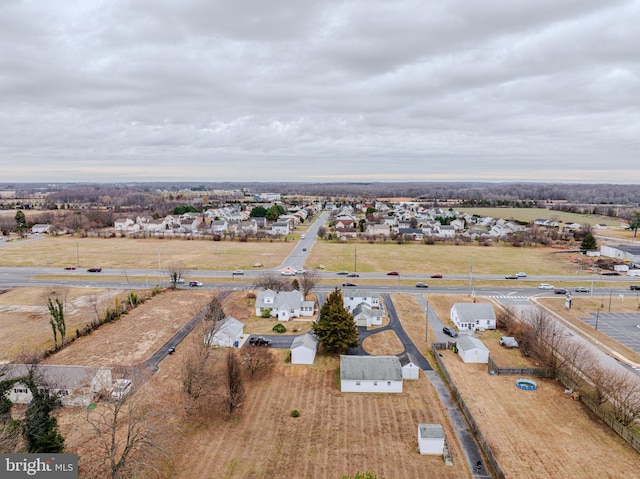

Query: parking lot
[579,312,640,354]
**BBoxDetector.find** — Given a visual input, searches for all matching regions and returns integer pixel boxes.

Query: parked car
[415,282,429,288]
[430,273,443,278]
[342,282,357,287]
[64,266,76,270]
[387,271,399,276]
[189,281,203,287]
[554,288,568,295]
[538,283,554,290]
[337,270,349,275]
[515,272,527,277]
[111,379,132,400]
[232,270,244,275]
[249,336,271,346]
[630,285,640,291]
[87,267,102,272]
[167,346,176,355]
[442,326,458,338]
[302,248,307,251]
[505,274,518,279]
[575,286,590,293]
[346,273,359,277]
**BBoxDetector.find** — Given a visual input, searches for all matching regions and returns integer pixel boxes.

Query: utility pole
[354,244,357,272]
[76,241,80,267]
[425,303,429,343]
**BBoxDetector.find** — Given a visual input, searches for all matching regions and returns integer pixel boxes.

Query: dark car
[64,266,76,270]
[167,347,176,355]
[346,273,359,277]
[387,271,399,276]
[302,248,307,251]
[630,285,640,291]
[87,267,102,273]
[443,326,458,338]
[415,282,429,288]
[189,281,203,287]
[575,286,590,293]
[342,282,357,287]
[554,288,568,294]
[337,270,349,275]
[600,271,620,276]
[505,274,517,279]
[430,273,443,278]
[249,336,271,346]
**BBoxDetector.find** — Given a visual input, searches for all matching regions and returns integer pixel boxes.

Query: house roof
[256,290,304,310]
[213,316,244,338]
[291,333,319,350]
[398,352,418,367]
[1,364,110,390]
[451,303,496,322]
[340,355,402,381]
[456,336,489,352]
[419,423,445,439]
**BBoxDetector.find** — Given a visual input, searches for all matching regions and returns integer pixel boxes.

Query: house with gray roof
[343,290,381,313]
[204,316,245,347]
[290,333,319,364]
[398,352,420,380]
[352,302,383,327]
[450,303,496,332]
[340,355,403,393]
[255,290,315,321]
[455,336,490,363]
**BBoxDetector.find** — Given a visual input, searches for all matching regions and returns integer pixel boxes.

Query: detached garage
[204,316,244,347]
[398,352,420,380]
[290,333,319,365]
[418,423,445,455]
[456,336,489,364]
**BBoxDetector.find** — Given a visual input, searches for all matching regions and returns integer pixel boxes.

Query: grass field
[456,207,624,227]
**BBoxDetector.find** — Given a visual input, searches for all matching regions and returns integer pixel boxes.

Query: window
[387,381,391,386]
[14,388,28,394]
[355,381,361,386]
[373,381,378,386]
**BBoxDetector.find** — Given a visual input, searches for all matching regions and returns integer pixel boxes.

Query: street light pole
[425,303,429,343]
[591,267,594,298]
[595,307,600,331]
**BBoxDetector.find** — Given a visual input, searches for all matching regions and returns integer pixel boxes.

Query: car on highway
[538,283,554,290]
[630,285,640,291]
[249,336,271,346]
[64,266,76,270]
[430,273,443,278]
[342,282,357,287]
[387,271,399,276]
[232,270,244,275]
[346,273,359,277]
[442,326,458,338]
[554,288,568,295]
[281,270,296,276]
[515,272,527,277]
[300,234,306,239]
[87,267,102,272]
[415,282,429,288]
[505,274,518,279]
[337,270,349,275]
[575,286,590,293]
[189,281,203,287]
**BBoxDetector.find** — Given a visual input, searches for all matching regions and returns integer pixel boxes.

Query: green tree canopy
[172,205,199,215]
[312,288,358,353]
[266,205,285,221]
[250,206,268,218]
[14,210,27,233]
[580,233,597,252]
[22,374,65,453]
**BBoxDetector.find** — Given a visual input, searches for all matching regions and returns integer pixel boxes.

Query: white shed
[204,316,244,347]
[290,333,319,365]
[418,423,445,455]
[398,352,420,380]
[456,336,489,364]
[340,355,403,393]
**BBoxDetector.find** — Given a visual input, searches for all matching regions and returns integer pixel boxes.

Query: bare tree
[241,346,275,378]
[166,258,187,290]
[252,272,292,293]
[223,350,245,418]
[605,369,640,426]
[85,368,165,479]
[203,295,226,324]
[181,321,219,414]
[298,270,320,297]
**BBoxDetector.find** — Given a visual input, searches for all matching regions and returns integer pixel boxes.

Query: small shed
[204,316,244,347]
[418,423,445,455]
[290,333,319,365]
[456,336,489,364]
[398,352,420,380]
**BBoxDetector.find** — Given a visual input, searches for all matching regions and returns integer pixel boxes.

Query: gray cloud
[1,0,639,183]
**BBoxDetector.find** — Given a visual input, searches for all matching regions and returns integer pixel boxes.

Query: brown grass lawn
[456,207,624,228]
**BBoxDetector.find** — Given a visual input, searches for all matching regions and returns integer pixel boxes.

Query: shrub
[290,409,300,418]
[260,308,272,318]
[272,323,286,333]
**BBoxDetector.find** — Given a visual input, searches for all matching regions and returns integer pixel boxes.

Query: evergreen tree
[580,233,597,252]
[14,210,27,233]
[22,375,65,453]
[249,206,268,218]
[312,288,359,353]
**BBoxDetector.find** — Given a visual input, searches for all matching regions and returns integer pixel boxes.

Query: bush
[272,323,286,333]
[290,409,300,418]
[260,308,272,318]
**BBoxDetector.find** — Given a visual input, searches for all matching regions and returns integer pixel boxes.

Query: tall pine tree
[22,373,65,453]
[313,288,359,353]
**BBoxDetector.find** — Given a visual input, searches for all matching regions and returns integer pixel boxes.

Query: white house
[456,336,490,364]
[255,290,315,321]
[340,355,403,393]
[271,222,290,235]
[398,352,420,380]
[3,364,113,407]
[352,302,383,327]
[343,291,381,313]
[30,223,51,234]
[450,303,496,332]
[418,424,445,455]
[204,316,245,347]
[290,333,319,365]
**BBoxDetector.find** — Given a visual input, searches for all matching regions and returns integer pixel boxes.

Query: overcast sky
[1,0,639,184]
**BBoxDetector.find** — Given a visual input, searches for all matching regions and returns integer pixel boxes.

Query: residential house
[211,220,228,234]
[365,223,391,238]
[255,290,315,321]
[290,333,319,364]
[352,302,383,327]
[340,355,403,393]
[271,222,290,236]
[114,218,139,233]
[204,316,245,347]
[343,290,381,313]
[450,303,496,332]
[30,223,51,234]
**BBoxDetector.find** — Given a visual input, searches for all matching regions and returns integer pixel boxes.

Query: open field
[456,207,624,228]
[440,346,640,479]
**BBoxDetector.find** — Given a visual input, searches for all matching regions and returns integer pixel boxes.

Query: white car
[516,272,527,278]
[538,283,554,290]
[111,379,132,399]
[281,270,296,276]
[232,270,244,275]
